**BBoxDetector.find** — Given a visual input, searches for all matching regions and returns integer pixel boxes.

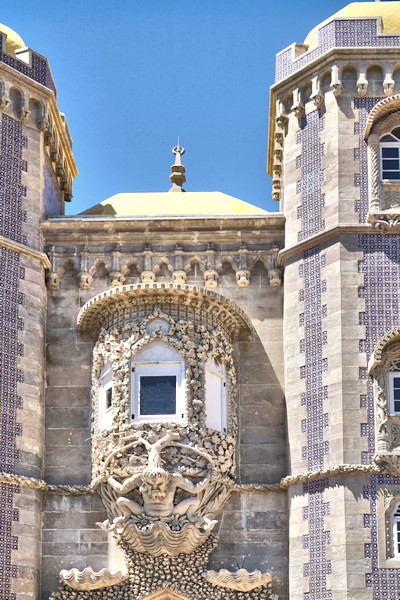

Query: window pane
[394,389,400,400]
[393,127,400,140]
[139,375,176,415]
[383,171,400,179]
[382,147,399,158]
[106,388,112,409]
[381,135,395,142]
[394,377,400,387]
[394,400,400,412]
[383,159,400,170]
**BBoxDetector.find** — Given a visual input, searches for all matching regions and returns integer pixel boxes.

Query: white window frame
[380,131,400,181]
[388,372,400,414]
[131,360,184,423]
[99,364,113,429]
[205,359,227,432]
[392,504,400,557]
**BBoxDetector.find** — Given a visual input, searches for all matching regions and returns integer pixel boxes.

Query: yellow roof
[304,2,400,50]
[82,192,269,217]
[0,23,26,54]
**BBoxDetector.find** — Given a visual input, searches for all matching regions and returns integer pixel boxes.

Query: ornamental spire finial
[169,139,186,192]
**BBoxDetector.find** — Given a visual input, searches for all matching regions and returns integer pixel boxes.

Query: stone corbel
[78,272,93,290]
[46,272,60,291]
[0,80,11,112]
[269,268,283,286]
[79,246,93,290]
[172,270,187,285]
[330,65,343,97]
[311,75,324,108]
[204,269,218,288]
[110,244,125,287]
[276,99,288,129]
[383,73,395,98]
[46,246,60,291]
[141,271,156,284]
[18,107,31,123]
[38,102,49,131]
[356,72,368,98]
[291,87,304,120]
[236,270,250,287]
[272,176,281,202]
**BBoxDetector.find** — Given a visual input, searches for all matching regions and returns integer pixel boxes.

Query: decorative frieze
[45,243,282,291]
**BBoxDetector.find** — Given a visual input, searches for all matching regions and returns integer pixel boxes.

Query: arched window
[380,127,400,180]
[392,503,400,557]
[388,362,400,414]
[99,362,113,429]
[205,359,227,432]
[131,342,185,422]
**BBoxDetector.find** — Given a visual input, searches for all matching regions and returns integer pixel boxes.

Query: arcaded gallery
[3,2,400,599]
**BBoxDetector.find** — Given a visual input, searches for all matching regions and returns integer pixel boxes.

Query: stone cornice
[278,223,379,266]
[41,214,285,241]
[0,235,50,269]
[268,46,400,176]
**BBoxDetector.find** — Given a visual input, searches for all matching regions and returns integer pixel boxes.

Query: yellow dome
[0,23,26,54]
[304,2,400,50]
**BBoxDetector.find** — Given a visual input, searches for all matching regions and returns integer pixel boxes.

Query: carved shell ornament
[204,568,272,592]
[59,567,128,591]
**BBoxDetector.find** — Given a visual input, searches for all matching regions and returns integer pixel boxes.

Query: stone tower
[268,1,400,598]
[0,24,77,599]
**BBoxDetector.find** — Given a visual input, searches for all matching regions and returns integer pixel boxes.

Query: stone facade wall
[41,230,287,600]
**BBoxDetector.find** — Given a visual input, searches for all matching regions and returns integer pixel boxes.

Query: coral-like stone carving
[59,567,128,591]
[204,568,272,592]
[51,537,274,599]
[368,213,400,231]
[96,432,230,556]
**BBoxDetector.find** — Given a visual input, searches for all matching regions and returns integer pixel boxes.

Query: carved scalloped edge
[203,568,272,592]
[59,567,128,590]
[113,520,215,557]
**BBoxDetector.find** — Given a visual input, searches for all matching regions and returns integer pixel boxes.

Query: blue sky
[1,0,348,214]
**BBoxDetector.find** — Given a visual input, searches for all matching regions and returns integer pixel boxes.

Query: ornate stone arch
[364,96,400,220]
[369,327,400,473]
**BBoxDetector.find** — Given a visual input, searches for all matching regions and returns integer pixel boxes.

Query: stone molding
[277,222,397,266]
[45,243,283,292]
[268,51,400,177]
[0,64,77,201]
[0,463,384,495]
[77,283,254,341]
[0,234,50,269]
